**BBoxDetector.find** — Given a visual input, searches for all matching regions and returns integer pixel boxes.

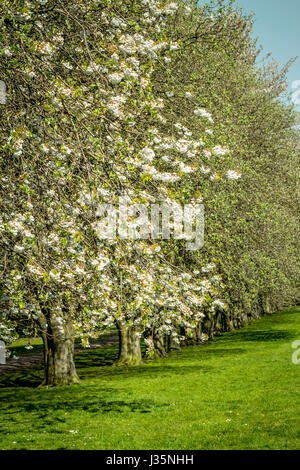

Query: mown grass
[0,307,299,450]
[7,337,44,357]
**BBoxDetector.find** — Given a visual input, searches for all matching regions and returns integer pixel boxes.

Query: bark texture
[152,329,168,358]
[38,310,79,386]
[115,320,142,366]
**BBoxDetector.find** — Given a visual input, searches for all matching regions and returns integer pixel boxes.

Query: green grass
[7,337,44,357]
[0,307,300,450]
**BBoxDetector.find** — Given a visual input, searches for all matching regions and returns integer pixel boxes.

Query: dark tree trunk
[166,334,180,352]
[180,325,204,345]
[262,293,273,314]
[144,328,171,358]
[224,311,234,332]
[152,330,168,358]
[194,322,204,343]
[202,318,215,338]
[115,320,142,366]
[38,311,79,386]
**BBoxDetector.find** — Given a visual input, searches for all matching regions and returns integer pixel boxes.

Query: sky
[234,0,300,111]
[200,0,300,112]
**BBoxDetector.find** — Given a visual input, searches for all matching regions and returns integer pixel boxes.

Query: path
[0,335,118,373]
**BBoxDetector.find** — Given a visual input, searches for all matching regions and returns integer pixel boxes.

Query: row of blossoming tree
[0,0,299,385]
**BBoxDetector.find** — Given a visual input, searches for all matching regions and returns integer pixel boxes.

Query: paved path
[0,335,118,373]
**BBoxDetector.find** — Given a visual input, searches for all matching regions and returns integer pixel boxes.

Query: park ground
[0,306,299,450]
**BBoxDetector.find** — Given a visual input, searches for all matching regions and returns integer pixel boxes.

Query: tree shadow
[0,343,245,388]
[0,367,43,388]
[75,345,118,369]
[8,343,44,357]
[22,396,166,415]
[185,347,246,356]
[0,321,296,390]
[213,329,297,344]
[0,385,171,433]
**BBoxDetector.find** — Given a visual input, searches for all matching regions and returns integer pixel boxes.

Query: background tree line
[0,0,299,385]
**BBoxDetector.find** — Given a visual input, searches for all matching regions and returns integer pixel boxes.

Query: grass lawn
[0,306,299,450]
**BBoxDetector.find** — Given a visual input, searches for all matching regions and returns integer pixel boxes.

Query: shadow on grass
[8,343,44,357]
[212,329,297,345]
[0,368,43,389]
[0,343,246,388]
[0,386,171,430]
[75,345,119,369]
[1,309,298,390]
[74,343,248,380]
[24,396,167,415]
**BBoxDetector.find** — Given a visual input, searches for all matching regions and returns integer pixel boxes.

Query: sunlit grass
[0,307,299,450]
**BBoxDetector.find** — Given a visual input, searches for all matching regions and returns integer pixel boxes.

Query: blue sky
[234,0,300,111]
[199,0,300,112]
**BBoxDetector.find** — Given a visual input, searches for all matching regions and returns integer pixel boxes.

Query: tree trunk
[152,330,168,358]
[262,293,272,314]
[166,334,180,352]
[224,311,234,332]
[115,320,142,366]
[195,322,203,343]
[202,318,215,338]
[38,311,79,386]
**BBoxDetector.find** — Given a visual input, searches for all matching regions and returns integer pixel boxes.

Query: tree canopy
[0,0,299,385]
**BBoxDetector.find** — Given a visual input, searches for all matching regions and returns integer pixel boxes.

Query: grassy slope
[0,306,299,450]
